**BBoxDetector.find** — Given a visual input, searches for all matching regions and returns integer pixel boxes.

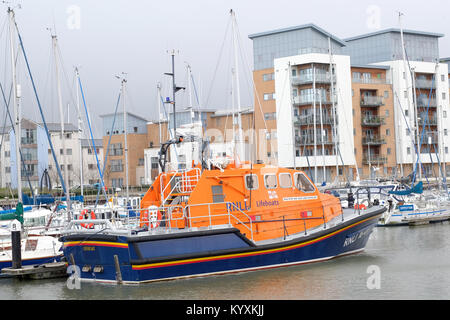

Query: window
[387,148,391,155]
[442,75,446,82]
[446,147,449,154]
[66,148,72,155]
[386,129,390,136]
[384,91,389,98]
[264,112,276,120]
[444,111,447,118]
[292,69,297,77]
[263,93,275,101]
[279,173,292,188]
[443,93,446,100]
[294,172,315,192]
[407,147,411,155]
[245,174,258,190]
[264,174,277,189]
[445,129,448,136]
[211,185,225,203]
[263,73,274,81]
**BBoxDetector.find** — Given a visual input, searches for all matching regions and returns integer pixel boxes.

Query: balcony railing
[352,77,390,85]
[418,117,437,126]
[295,135,336,146]
[360,96,384,107]
[362,135,386,145]
[416,97,437,108]
[294,115,336,126]
[292,73,336,86]
[361,115,385,126]
[417,131,439,145]
[293,96,332,106]
[362,154,388,164]
[415,79,435,89]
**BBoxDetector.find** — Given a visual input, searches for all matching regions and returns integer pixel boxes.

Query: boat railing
[63,201,254,241]
[160,168,201,204]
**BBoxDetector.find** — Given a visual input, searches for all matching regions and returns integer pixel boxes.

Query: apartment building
[249,24,450,182]
[100,112,148,189]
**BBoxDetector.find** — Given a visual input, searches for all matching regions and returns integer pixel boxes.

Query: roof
[167,106,218,114]
[211,107,254,118]
[40,123,79,132]
[99,111,148,122]
[351,64,390,70]
[248,23,347,47]
[440,57,450,62]
[80,139,103,148]
[344,28,444,42]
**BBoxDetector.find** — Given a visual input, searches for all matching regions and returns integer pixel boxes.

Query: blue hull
[61,209,383,284]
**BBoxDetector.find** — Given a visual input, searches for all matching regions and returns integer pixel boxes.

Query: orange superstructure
[140,160,342,243]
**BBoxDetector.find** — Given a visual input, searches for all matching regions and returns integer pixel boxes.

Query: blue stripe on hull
[63,215,379,284]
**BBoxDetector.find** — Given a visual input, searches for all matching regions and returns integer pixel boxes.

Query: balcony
[416,97,437,108]
[362,154,388,164]
[352,77,390,85]
[417,131,439,145]
[361,115,385,126]
[360,96,384,107]
[418,116,437,126]
[292,73,336,86]
[415,79,435,89]
[293,96,332,106]
[294,114,336,126]
[295,135,336,146]
[362,135,386,145]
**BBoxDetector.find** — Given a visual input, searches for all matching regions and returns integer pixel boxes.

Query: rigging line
[414,76,438,181]
[394,91,429,186]
[205,16,231,107]
[14,19,68,197]
[56,42,77,117]
[77,73,109,207]
[0,76,35,199]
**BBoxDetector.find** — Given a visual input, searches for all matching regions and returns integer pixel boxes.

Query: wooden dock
[1,262,68,280]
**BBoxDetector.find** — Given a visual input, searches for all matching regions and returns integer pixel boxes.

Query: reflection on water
[1,221,450,300]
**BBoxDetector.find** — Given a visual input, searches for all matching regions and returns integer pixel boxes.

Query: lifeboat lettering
[256,200,279,208]
[226,201,250,212]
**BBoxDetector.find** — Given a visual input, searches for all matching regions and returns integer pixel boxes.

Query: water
[1,221,450,300]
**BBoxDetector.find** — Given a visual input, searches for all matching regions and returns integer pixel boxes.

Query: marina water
[1,221,449,300]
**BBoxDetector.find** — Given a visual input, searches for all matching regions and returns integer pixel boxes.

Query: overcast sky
[1,0,449,138]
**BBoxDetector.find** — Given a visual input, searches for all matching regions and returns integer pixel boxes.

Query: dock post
[114,255,123,284]
[10,219,22,269]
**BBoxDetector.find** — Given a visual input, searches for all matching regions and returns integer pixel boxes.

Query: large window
[294,172,315,192]
[264,174,277,189]
[279,173,292,188]
[245,174,259,190]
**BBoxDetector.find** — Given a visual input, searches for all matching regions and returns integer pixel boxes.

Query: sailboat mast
[75,68,84,197]
[319,91,326,182]
[312,64,317,183]
[231,9,245,162]
[52,34,70,210]
[121,78,129,204]
[328,37,339,182]
[9,8,21,203]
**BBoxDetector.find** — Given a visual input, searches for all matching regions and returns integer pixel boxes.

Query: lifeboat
[59,159,385,284]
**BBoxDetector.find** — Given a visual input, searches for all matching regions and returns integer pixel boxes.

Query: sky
[0,0,449,138]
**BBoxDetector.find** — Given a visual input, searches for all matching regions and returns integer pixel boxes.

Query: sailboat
[377,13,450,226]
[58,10,386,284]
[0,8,64,273]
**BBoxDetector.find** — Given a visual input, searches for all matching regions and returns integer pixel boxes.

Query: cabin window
[279,173,292,188]
[264,174,277,189]
[245,174,259,190]
[211,185,225,203]
[294,172,315,193]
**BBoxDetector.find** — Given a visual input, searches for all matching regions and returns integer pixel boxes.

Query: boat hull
[60,208,384,284]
